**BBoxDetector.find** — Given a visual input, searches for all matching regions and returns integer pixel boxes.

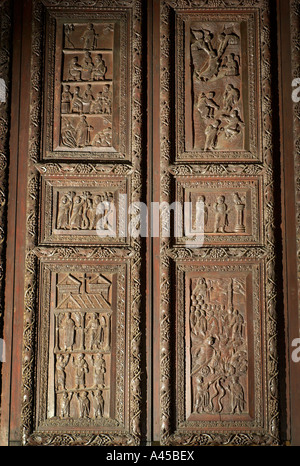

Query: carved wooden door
[151,0,282,447]
[9,0,147,446]
[0,0,289,447]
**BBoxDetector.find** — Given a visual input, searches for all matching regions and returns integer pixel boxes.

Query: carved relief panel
[39,172,130,245]
[177,261,261,427]
[36,262,128,431]
[43,10,130,160]
[176,176,262,246]
[176,10,260,161]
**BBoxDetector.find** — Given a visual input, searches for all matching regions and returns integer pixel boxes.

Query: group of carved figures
[197,86,245,151]
[56,311,111,352]
[190,277,248,415]
[197,87,244,151]
[62,84,112,115]
[194,192,246,233]
[64,22,113,51]
[191,26,245,150]
[57,191,114,232]
[54,310,111,420]
[60,21,114,149]
[191,26,240,83]
[61,115,112,148]
[67,52,108,82]
[55,352,107,419]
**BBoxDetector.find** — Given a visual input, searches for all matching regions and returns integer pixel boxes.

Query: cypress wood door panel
[156,0,281,446]
[20,0,146,446]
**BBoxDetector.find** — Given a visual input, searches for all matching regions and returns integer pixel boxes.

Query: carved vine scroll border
[0,0,11,383]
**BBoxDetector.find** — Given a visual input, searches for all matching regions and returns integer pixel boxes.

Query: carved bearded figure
[59,312,75,351]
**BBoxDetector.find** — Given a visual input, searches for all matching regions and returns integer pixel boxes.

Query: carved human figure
[213,195,230,233]
[85,195,96,230]
[92,127,112,147]
[191,29,214,56]
[198,49,220,81]
[76,115,93,147]
[71,86,83,114]
[100,84,112,114]
[193,277,208,300]
[195,195,208,229]
[93,390,105,418]
[228,375,245,414]
[193,375,210,413]
[96,192,115,233]
[68,56,82,81]
[76,391,90,418]
[91,195,102,229]
[74,312,84,350]
[223,110,245,139]
[91,54,107,81]
[221,53,240,76]
[82,51,94,81]
[59,312,75,351]
[61,118,77,148]
[70,195,84,229]
[197,92,220,120]
[85,313,99,350]
[98,315,108,348]
[192,309,207,337]
[55,354,69,391]
[82,84,94,113]
[57,194,72,229]
[92,353,106,388]
[81,23,98,50]
[61,85,73,114]
[217,28,240,58]
[229,308,244,340]
[192,336,218,375]
[223,84,240,112]
[59,391,73,418]
[207,307,220,337]
[204,119,221,151]
[64,23,75,49]
[73,353,89,389]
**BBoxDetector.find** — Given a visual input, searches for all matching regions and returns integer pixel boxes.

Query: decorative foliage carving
[0,0,11,335]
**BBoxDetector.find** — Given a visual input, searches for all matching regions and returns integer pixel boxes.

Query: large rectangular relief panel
[176,8,260,162]
[36,260,129,434]
[43,8,131,160]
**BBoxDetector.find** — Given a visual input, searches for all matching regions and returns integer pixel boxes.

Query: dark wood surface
[0,0,299,446]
